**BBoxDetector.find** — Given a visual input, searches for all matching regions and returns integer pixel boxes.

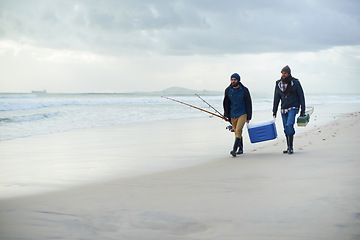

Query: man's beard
[282,75,292,83]
[231,81,239,87]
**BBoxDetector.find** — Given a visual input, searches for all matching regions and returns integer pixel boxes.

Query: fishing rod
[195,93,233,131]
[195,94,225,119]
[161,96,226,120]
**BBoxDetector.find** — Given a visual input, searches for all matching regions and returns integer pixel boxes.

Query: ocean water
[1,92,360,142]
[1,91,360,199]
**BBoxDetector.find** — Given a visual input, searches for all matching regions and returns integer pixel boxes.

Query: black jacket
[223,83,252,121]
[273,77,305,116]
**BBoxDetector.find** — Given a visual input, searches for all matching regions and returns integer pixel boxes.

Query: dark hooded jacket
[273,77,305,117]
[223,82,252,121]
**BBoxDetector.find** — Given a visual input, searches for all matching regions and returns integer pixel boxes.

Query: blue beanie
[231,73,241,82]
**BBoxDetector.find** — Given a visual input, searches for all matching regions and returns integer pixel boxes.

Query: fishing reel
[226,125,234,132]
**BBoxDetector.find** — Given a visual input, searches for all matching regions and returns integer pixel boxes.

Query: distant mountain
[161,87,194,93]
[159,87,221,95]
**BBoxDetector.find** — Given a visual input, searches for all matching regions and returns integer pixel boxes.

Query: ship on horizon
[31,89,47,94]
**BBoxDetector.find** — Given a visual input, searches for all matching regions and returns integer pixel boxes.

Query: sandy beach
[2,1,360,239]
[1,110,360,239]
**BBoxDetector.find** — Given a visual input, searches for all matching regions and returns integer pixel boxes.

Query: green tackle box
[297,114,310,127]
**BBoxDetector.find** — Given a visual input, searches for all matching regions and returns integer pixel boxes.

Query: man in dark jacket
[223,73,252,157]
[273,65,305,154]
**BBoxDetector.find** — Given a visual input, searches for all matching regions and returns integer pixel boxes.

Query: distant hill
[161,87,194,93]
[158,87,222,95]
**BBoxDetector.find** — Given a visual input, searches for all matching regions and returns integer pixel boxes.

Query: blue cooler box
[247,119,277,143]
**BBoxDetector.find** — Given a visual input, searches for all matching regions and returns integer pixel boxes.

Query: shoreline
[1,103,360,200]
[0,111,359,239]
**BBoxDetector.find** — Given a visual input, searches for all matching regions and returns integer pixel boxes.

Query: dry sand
[1,112,360,240]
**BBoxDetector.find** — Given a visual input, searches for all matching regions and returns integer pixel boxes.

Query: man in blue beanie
[223,73,252,157]
[273,65,306,154]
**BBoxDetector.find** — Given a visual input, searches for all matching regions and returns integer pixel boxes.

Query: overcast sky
[1,0,360,94]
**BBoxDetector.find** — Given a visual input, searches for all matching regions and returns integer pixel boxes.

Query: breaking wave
[0,112,59,123]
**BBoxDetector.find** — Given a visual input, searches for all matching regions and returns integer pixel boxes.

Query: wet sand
[1,111,360,239]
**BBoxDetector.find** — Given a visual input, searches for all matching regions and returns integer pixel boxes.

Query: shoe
[288,147,294,154]
[230,150,237,157]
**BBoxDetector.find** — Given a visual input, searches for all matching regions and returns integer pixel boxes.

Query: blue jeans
[281,109,297,136]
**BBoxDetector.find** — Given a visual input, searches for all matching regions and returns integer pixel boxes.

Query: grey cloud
[0,0,359,55]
